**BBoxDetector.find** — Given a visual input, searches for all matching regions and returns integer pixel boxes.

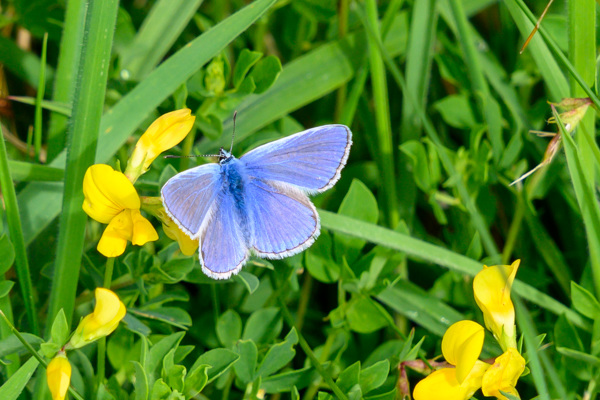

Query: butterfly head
[218,147,234,164]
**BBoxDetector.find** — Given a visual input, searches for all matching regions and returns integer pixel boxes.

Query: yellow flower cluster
[82,109,195,257]
[47,288,126,400]
[414,260,525,400]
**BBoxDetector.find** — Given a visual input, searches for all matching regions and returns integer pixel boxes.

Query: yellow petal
[162,219,198,256]
[482,348,526,400]
[126,109,195,180]
[441,321,485,383]
[83,164,140,223]
[69,288,126,349]
[413,361,489,400]
[97,209,133,257]
[473,260,520,350]
[46,354,71,400]
[130,209,159,245]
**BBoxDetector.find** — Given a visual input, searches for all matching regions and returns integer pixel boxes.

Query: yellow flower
[413,361,489,400]
[140,196,198,256]
[473,260,520,351]
[442,321,485,383]
[68,288,126,349]
[47,354,71,400]
[83,164,158,257]
[413,321,490,400]
[125,109,195,182]
[482,348,526,400]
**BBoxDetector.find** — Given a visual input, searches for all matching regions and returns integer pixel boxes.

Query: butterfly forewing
[161,164,221,238]
[241,125,352,193]
[247,179,319,258]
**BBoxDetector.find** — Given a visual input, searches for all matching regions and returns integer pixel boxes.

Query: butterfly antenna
[229,110,238,153]
[164,153,220,159]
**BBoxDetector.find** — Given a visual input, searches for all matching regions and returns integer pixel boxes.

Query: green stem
[501,195,525,265]
[46,0,120,332]
[34,32,48,162]
[278,299,349,400]
[364,0,399,228]
[211,283,220,330]
[0,125,39,335]
[97,257,115,386]
[295,273,313,332]
[334,0,349,123]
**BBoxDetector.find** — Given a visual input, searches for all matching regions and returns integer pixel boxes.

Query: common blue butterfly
[161,124,352,279]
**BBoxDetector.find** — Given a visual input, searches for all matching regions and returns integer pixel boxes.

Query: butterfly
[161,124,352,280]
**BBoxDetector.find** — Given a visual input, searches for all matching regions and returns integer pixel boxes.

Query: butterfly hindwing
[161,164,221,238]
[200,189,249,279]
[247,179,319,258]
[241,124,352,193]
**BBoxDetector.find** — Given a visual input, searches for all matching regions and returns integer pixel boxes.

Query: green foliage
[2,0,600,399]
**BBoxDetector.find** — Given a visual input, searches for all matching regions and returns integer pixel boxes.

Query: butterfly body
[162,124,352,279]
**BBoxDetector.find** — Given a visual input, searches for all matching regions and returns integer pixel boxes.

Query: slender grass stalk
[449,0,503,161]
[47,0,86,161]
[364,0,399,228]
[551,105,600,299]
[355,7,501,261]
[34,32,48,162]
[334,0,349,123]
[97,257,115,387]
[46,0,120,332]
[0,125,39,335]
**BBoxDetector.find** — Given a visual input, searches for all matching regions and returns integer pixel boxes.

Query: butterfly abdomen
[220,158,252,242]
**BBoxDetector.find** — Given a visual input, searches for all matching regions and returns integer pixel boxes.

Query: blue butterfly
[161,124,352,280]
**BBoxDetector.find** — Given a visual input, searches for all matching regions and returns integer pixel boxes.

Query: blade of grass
[34,32,48,162]
[0,126,38,335]
[448,0,504,162]
[501,0,568,101]
[46,0,87,161]
[18,0,278,246]
[399,0,437,222]
[364,0,398,228]
[8,161,64,182]
[120,0,204,79]
[9,96,72,116]
[319,210,589,330]
[0,36,55,91]
[551,106,600,298]
[568,0,596,194]
[356,5,501,261]
[46,0,120,330]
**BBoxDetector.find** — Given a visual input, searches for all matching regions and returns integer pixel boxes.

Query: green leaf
[571,281,600,320]
[183,364,209,399]
[554,314,590,380]
[555,347,600,366]
[257,328,298,378]
[234,340,257,384]
[0,357,39,400]
[234,271,260,294]
[163,350,186,393]
[195,114,223,141]
[336,361,360,394]
[0,234,14,275]
[0,281,14,299]
[359,360,389,394]
[50,309,69,347]
[261,367,318,393]
[345,296,388,334]
[399,140,432,192]
[0,334,43,358]
[150,379,172,400]
[146,332,186,378]
[306,233,339,283]
[247,56,282,94]
[233,49,263,88]
[217,310,242,348]
[433,94,477,128]
[334,179,379,264]
[133,361,149,400]
[131,308,192,330]
[190,348,239,383]
[242,308,282,344]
